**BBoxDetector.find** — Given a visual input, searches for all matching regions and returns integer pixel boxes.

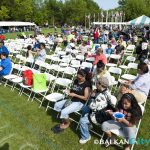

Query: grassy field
[3,28,61,39]
[0,84,150,150]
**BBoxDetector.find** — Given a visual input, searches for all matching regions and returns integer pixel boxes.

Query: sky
[94,0,119,10]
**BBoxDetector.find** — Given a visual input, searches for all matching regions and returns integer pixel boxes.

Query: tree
[0,6,10,20]
[10,0,34,21]
[124,0,147,20]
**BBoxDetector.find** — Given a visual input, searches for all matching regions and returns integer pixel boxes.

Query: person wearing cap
[0,39,9,57]
[0,52,12,76]
[79,77,115,144]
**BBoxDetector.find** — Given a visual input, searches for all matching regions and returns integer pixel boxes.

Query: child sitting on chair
[101,93,142,150]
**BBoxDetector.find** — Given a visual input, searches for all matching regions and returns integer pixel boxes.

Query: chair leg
[46,101,50,111]
[28,91,32,101]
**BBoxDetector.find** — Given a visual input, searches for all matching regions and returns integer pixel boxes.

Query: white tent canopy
[92,22,127,25]
[0,21,36,27]
[127,15,150,26]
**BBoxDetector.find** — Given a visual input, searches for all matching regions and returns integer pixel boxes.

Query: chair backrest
[126,44,135,50]
[110,95,117,106]
[108,67,122,75]
[126,56,136,62]
[81,62,93,70]
[63,67,77,75]
[55,78,72,87]
[127,63,138,69]
[76,55,84,61]
[138,104,145,115]
[70,59,80,65]
[109,54,121,60]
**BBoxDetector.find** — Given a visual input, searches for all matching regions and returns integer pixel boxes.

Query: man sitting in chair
[0,52,12,77]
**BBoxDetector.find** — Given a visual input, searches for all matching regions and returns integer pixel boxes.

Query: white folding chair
[41,78,72,111]
[80,62,93,72]
[108,67,122,93]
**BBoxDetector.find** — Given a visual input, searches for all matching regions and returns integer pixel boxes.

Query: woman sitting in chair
[101,93,142,150]
[51,69,91,133]
[124,62,150,103]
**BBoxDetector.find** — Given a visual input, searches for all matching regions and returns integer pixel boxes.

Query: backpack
[22,70,33,86]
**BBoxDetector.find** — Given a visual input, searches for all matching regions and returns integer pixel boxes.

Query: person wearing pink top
[87,48,107,65]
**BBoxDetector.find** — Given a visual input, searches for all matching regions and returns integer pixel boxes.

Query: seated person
[87,48,107,65]
[92,60,114,88]
[0,52,12,76]
[34,43,46,62]
[114,41,124,56]
[51,69,90,133]
[79,77,115,144]
[125,62,150,103]
[101,93,142,150]
[79,41,89,55]
[106,43,113,55]
[0,39,9,56]
[118,84,145,104]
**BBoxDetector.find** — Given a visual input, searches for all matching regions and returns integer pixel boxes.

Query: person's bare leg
[60,119,70,129]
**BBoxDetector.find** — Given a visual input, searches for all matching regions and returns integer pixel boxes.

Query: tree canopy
[0,0,149,25]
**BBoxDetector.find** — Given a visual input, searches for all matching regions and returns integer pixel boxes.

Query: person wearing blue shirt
[0,39,9,56]
[0,52,12,76]
[106,44,113,55]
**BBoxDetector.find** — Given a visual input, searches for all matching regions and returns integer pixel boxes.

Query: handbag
[33,73,47,91]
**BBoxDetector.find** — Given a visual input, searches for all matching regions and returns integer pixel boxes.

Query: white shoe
[79,136,91,144]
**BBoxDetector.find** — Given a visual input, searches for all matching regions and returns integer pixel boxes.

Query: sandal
[51,124,64,134]
[51,124,60,132]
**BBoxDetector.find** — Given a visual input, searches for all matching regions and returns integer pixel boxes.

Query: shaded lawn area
[0,85,150,150]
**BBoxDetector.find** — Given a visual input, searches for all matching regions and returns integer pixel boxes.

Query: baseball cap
[98,77,109,88]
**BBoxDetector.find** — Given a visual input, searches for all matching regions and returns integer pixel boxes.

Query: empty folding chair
[41,78,72,111]
[108,67,122,93]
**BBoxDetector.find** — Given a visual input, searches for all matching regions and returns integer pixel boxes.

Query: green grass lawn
[3,28,61,39]
[0,84,150,150]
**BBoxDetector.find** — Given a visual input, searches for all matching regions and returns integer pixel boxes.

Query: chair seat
[31,88,49,93]
[111,127,137,138]
[11,77,23,83]
[70,64,80,68]
[20,83,32,88]
[119,65,128,69]
[106,63,117,67]
[111,129,126,138]
[45,93,65,102]
[3,74,18,79]
[121,74,136,81]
